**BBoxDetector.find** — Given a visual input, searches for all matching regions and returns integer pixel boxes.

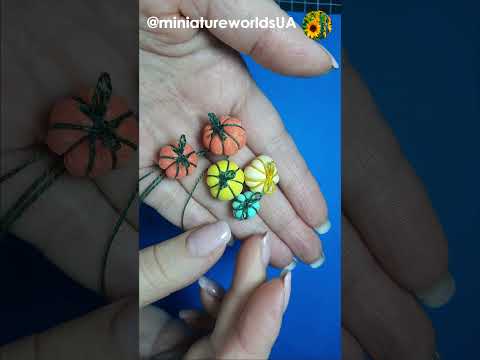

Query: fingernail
[261,232,271,266]
[416,272,456,308]
[186,221,231,256]
[310,250,326,269]
[198,276,225,299]
[178,309,201,323]
[280,258,297,276]
[318,45,339,69]
[315,219,331,235]
[282,271,292,312]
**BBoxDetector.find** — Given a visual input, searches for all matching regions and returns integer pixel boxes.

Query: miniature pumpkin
[206,160,244,201]
[232,191,262,220]
[202,113,247,156]
[46,73,138,178]
[244,155,280,194]
[158,135,198,179]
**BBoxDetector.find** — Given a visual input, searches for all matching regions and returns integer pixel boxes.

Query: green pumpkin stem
[208,112,227,140]
[91,72,112,117]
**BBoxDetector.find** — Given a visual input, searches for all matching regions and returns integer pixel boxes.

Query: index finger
[139,221,231,307]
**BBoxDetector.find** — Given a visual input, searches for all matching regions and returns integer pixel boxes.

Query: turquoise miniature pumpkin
[232,191,262,220]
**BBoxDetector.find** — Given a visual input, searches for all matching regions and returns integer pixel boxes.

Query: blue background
[140,13,342,360]
[343,1,479,358]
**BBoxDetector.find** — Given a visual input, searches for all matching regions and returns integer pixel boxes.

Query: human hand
[139,0,338,269]
[341,58,452,359]
[139,221,290,359]
[0,1,138,298]
[0,298,137,360]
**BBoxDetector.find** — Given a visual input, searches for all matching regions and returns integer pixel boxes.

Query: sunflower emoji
[303,11,332,40]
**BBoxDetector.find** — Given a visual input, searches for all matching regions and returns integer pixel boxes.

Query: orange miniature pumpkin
[46,73,138,178]
[202,113,246,156]
[158,135,198,179]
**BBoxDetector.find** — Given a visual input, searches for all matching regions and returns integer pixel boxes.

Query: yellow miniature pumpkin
[244,155,279,194]
[206,160,244,201]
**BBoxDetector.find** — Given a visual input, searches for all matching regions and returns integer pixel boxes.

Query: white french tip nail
[280,258,297,276]
[416,272,456,308]
[318,45,339,69]
[315,220,331,235]
[282,271,292,312]
[310,252,325,269]
[198,276,225,299]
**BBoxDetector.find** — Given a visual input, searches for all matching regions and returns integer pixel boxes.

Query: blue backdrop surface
[141,13,342,360]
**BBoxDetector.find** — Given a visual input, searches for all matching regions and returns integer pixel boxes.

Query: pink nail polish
[282,271,292,312]
[261,232,271,266]
[186,221,231,256]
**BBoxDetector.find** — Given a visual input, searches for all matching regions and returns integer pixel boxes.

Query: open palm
[1,2,138,298]
[139,0,337,268]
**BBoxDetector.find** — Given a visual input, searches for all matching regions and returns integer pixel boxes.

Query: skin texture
[140,0,333,269]
[139,227,288,359]
[0,1,451,359]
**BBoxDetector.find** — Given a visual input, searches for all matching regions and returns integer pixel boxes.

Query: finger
[139,221,231,306]
[218,276,290,359]
[178,155,295,268]
[343,61,453,306]
[198,276,225,317]
[140,306,193,358]
[141,163,294,268]
[0,299,137,360]
[179,0,338,75]
[342,216,437,360]
[224,142,324,265]
[211,232,270,347]
[238,85,330,232]
[342,329,366,360]
[1,152,137,299]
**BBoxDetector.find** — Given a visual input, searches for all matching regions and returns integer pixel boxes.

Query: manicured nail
[261,232,271,266]
[416,272,456,308]
[310,250,325,269]
[315,219,331,235]
[318,45,339,69]
[186,221,231,256]
[280,258,297,276]
[198,276,225,299]
[282,271,292,312]
[178,309,200,322]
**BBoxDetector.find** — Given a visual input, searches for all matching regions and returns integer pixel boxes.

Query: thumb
[220,273,292,359]
[0,299,137,360]
[139,221,231,307]
[179,0,338,75]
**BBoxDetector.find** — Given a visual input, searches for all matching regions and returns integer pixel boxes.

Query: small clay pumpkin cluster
[157,112,280,221]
